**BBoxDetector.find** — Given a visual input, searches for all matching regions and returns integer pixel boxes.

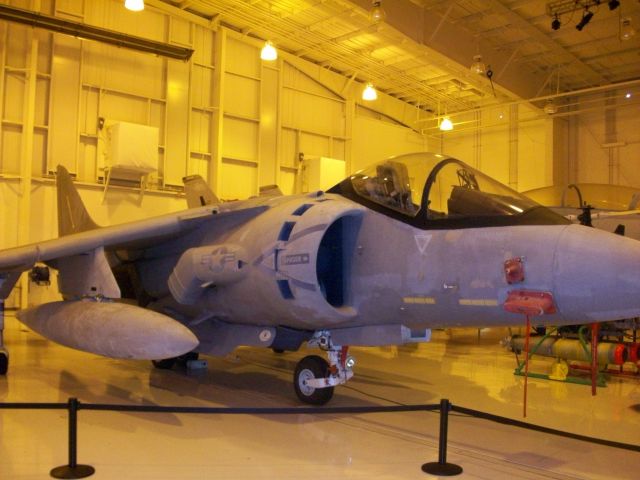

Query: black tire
[152,357,177,370]
[0,351,7,375]
[293,355,334,405]
[176,352,199,365]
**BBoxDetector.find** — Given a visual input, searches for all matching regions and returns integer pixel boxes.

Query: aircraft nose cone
[554,224,640,322]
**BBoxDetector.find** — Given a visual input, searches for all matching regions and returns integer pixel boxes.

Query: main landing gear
[293,331,354,405]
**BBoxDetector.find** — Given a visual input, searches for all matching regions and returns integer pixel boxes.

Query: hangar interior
[0,0,639,478]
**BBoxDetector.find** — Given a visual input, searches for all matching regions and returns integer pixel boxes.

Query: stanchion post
[50,398,95,479]
[421,399,463,476]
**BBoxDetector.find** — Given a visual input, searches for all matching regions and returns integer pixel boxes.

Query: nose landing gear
[293,331,354,405]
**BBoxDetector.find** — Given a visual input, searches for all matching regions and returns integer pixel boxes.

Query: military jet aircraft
[2,152,640,405]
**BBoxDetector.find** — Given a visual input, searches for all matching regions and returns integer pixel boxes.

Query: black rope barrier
[80,403,438,415]
[1,398,638,479]
[451,404,640,453]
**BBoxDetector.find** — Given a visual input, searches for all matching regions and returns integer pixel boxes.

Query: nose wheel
[294,355,334,405]
[293,331,355,405]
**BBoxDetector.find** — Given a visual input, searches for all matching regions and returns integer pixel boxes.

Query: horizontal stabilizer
[17,301,198,359]
[183,174,219,208]
[259,184,283,197]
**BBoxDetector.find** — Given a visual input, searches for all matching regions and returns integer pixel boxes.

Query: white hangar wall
[0,0,429,249]
[435,104,554,193]
[560,90,640,188]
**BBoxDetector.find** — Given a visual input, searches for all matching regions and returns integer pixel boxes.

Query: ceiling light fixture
[369,1,386,23]
[620,18,636,41]
[625,92,632,99]
[470,54,486,75]
[551,14,561,30]
[575,9,594,31]
[544,68,561,115]
[543,100,558,114]
[260,40,278,61]
[362,83,377,101]
[439,117,453,131]
[124,0,144,11]
[608,0,620,11]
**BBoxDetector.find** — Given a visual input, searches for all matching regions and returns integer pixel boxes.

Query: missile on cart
[507,336,628,365]
[17,300,199,359]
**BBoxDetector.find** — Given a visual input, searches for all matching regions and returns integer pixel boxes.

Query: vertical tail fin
[56,166,99,236]
[183,174,219,208]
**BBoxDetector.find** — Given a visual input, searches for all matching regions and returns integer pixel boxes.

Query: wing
[0,166,267,299]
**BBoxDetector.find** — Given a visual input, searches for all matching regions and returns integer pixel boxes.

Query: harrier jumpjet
[1,152,640,404]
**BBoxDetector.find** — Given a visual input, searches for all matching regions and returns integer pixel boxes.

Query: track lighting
[369,1,386,23]
[546,0,606,32]
[260,40,277,61]
[124,0,144,11]
[362,83,377,101]
[575,10,593,31]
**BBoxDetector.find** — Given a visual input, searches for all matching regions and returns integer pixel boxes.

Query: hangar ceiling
[151,0,640,116]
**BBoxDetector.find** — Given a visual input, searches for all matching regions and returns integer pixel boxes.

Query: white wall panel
[164,60,190,185]
[82,43,165,101]
[352,115,426,172]
[225,38,260,78]
[192,65,213,107]
[85,0,166,43]
[169,16,191,46]
[0,126,21,173]
[32,130,47,175]
[279,170,296,195]
[222,116,258,162]
[3,73,25,121]
[517,118,551,193]
[190,110,211,154]
[5,24,28,68]
[192,27,214,66]
[0,182,20,249]
[299,131,330,158]
[50,36,81,172]
[220,160,257,200]
[282,89,345,137]
[225,73,259,119]
[280,128,298,169]
[575,108,611,184]
[260,66,278,187]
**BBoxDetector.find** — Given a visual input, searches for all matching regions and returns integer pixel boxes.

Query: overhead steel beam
[0,4,194,61]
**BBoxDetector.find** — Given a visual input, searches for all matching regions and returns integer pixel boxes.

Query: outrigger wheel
[0,349,7,375]
[294,355,334,405]
[152,351,199,370]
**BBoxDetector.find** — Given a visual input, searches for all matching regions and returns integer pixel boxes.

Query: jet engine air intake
[168,245,248,305]
[316,215,361,308]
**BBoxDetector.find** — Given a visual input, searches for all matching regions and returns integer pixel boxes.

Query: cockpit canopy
[330,152,568,229]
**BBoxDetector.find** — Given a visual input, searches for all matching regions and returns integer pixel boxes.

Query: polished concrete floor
[1,313,639,479]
